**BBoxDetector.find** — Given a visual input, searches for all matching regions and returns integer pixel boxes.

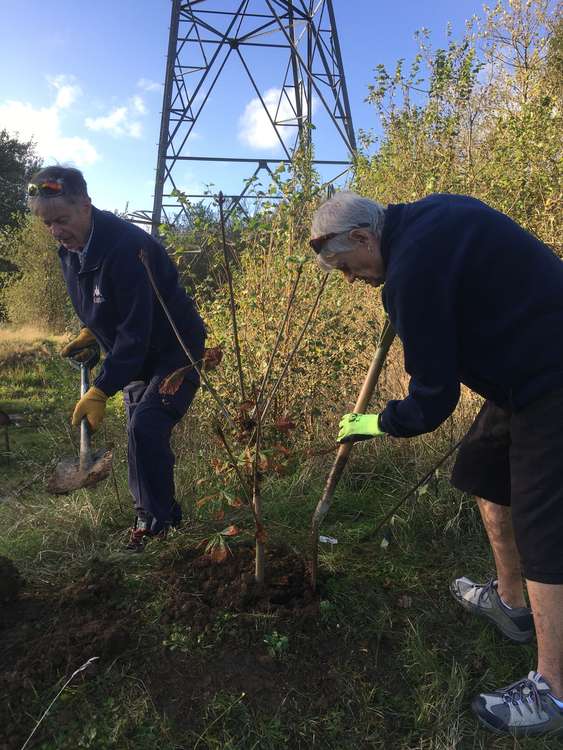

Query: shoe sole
[449,584,533,644]
[475,713,563,740]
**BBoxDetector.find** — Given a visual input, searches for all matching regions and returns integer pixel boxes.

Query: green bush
[0,215,72,331]
[354,0,562,255]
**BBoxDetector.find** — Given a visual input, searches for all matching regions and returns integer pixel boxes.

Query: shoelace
[476,578,496,608]
[501,677,543,718]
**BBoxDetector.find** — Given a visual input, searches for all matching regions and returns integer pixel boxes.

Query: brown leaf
[196,495,215,508]
[273,444,291,457]
[275,415,296,434]
[238,400,255,414]
[210,545,229,563]
[159,366,192,395]
[203,346,223,371]
[214,510,225,521]
[258,454,272,473]
[221,524,240,537]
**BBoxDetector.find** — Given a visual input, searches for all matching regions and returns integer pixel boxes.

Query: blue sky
[0,0,485,216]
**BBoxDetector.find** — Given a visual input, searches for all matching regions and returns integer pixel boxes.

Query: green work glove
[72,386,108,432]
[337,413,385,443]
[60,328,96,362]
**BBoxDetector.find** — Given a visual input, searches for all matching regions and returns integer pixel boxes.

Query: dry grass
[0,324,66,346]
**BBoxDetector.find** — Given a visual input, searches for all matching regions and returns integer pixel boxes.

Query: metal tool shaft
[79,364,93,472]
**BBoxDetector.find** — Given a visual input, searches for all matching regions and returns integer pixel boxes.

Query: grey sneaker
[472,671,563,737]
[450,577,533,643]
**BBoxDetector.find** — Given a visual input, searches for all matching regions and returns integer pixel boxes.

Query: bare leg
[476,497,526,608]
[526,581,563,698]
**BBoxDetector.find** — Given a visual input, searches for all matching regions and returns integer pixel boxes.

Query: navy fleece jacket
[378,194,563,438]
[59,207,206,397]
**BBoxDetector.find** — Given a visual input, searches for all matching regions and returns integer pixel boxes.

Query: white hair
[311,191,386,271]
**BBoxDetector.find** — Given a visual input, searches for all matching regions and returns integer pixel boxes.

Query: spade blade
[47,448,113,495]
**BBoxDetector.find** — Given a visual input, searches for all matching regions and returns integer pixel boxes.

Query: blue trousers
[123,375,197,533]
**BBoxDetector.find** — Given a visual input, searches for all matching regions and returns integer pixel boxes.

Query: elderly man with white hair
[310,191,563,739]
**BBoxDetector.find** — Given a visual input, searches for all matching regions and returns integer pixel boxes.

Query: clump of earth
[0,556,24,603]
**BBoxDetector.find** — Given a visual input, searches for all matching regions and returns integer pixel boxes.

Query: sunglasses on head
[27,179,65,197]
[309,222,370,254]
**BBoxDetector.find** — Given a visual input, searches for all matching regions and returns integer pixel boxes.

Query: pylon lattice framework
[142,0,356,232]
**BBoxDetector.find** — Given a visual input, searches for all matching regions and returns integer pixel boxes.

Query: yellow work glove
[60,328,96,361]
[72,386,108,432]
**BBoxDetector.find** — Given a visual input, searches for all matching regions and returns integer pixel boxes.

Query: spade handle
[79,364,93,472]
[310,318,396,589]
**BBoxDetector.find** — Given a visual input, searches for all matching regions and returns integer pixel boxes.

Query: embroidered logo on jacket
[93,285,105,304]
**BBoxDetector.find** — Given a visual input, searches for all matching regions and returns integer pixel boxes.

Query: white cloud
[0,78,99,166]
[131,95,147,115]
[85,96,147,138]
[47,74,82,110]
[86,106,128,134]
[137,78,162,92]
[238,87,311,150]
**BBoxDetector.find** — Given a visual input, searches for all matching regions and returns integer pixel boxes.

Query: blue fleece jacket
[59,207,206,397]
[378,194,563,438]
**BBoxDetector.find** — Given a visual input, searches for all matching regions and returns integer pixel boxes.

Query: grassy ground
[0,328,559,750]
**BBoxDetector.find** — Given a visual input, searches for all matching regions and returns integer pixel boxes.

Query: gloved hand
[337,413,385,443]
[60,328,96,362]
[72,386,108,432]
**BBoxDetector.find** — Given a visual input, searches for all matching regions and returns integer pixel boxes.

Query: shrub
[0,215,72,332]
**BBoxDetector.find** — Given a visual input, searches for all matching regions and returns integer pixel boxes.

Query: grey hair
[311,191,386,271]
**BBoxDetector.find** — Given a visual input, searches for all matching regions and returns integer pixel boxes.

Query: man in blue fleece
[310,191,563,738]
[29,166,206,551]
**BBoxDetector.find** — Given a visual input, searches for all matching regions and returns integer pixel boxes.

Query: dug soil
[0,544,385,749]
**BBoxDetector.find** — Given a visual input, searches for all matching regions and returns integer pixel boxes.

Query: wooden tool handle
[310,318,396,589]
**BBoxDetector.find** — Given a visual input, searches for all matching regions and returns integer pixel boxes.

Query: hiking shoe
[472,671,563,738]
[125,516,151,553]
[450,577,533,643]
[124,515,170,553]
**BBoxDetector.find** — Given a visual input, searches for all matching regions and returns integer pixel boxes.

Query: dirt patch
[143,543,374,737]
[157,542,315,619]
[0,546,378,749]
[0,556,24,603]
[0,559,131,750]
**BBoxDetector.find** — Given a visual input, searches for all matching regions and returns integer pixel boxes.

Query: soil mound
[0,556,24,603]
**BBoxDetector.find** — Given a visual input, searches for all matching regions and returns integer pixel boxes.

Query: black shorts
[451,389,563,584]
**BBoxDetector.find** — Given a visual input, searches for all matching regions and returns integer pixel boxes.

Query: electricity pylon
[145,0,356,232]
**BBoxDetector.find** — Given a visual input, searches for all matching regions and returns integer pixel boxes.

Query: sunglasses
[27,179,65,197]
[309,222,370,254]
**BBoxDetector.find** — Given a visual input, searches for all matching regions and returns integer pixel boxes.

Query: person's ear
[349,228,371,245]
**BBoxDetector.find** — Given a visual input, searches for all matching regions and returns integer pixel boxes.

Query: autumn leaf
[275,415,296,433]
[273,443,291,457]
[196,495,215,508]
[221,525,240,537]
[203,346,223,371]
[210,545,229,563]
[159,365,192,395]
